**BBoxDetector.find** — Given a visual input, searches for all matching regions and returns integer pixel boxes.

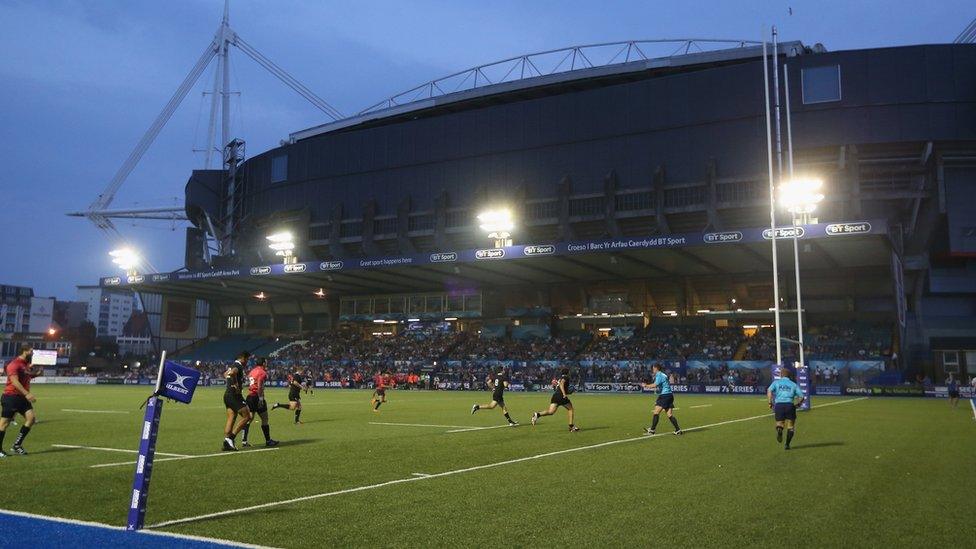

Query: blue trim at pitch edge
[0,512,239,548]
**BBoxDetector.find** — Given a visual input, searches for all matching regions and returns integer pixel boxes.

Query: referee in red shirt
[1,345,39,457]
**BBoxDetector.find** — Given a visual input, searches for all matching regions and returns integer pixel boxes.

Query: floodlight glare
[477,208,514,247]
[266,231,297,263]
[109,248,140,272]
[779,178,825,215]
[266,231,293,243]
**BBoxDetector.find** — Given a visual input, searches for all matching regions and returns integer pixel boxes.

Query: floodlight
[779,178,825,215]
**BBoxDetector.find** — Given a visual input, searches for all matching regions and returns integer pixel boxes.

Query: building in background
[118,311,153,356]
[76,286,135,338]
[1,284,55,336]
[1,284,35,334]
[1,284,66,360]
[54,300,90,330]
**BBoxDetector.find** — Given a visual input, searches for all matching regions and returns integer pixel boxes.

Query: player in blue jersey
[946,376,960,408]
[767,369,806,450]
[645,363,682,436]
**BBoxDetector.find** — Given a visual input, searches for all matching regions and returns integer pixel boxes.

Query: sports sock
[504,412,513,423]
[14,426,30,446]
[374,401,382,410]
[242,424,250,441]
[261,424,271,442]
[295,409,302,422]
[786,429,795,446]
[668,416,680,431]
[0,429,6,449]
[276,403,286,410]
[473,405,480,412]
[651,414,660,431]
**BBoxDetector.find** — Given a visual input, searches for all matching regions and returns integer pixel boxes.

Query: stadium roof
[289,39,805,143]
[105,220,891,303]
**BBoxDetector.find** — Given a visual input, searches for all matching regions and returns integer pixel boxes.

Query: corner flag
[126,352,200,530]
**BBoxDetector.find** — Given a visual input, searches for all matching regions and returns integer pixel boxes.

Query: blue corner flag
[127,354,200,530]
[158,361,201,404]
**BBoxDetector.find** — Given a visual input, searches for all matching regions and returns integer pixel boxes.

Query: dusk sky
[0,0,970,300]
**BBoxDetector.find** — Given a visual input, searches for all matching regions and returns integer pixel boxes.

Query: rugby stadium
[3,27,976,549]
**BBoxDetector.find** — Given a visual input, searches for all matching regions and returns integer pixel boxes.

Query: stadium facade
[104,40,976,377]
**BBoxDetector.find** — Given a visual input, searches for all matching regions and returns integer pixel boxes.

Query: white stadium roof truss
[358,39,761,115]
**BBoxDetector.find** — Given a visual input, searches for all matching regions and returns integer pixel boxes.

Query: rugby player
[0,345,39,457]
[646,363,682,436]
[222,351,252,451]
[767,369,806,450]
[947,376,960,408]
[272,370,305,424]
[371,373,389,412]
[241,358,279,447]
[470,368,518,426]
[531,367,579,431]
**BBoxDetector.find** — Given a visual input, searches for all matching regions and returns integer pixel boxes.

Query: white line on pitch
[369,422,476,429]
[689,404,713,409]
[61,409,131,414]
[445,424,514,433]
[52,444,190,458]
[411,473,431,477]
[90,447,279,468]
[147,397,868,529]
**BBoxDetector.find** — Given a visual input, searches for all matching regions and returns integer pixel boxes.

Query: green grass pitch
[1,385,974,547]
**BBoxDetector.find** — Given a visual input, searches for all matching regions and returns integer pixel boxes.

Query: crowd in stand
[167,323,891,388]
[743,326,892,362]
[579,327,742,361]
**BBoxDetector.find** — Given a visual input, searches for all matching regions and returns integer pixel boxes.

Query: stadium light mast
[478,208,514,248]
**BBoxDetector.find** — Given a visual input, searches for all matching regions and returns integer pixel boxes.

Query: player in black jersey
[470,368,518,426]
[272,371,304,424]
[531,367,579,431]
[222,351,252,451]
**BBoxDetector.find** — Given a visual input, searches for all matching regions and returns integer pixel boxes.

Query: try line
[90,447,280,469]
[370,421,515,433]
[52,444,189,458]
[149,397,868,529]
[61,409,131,414]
